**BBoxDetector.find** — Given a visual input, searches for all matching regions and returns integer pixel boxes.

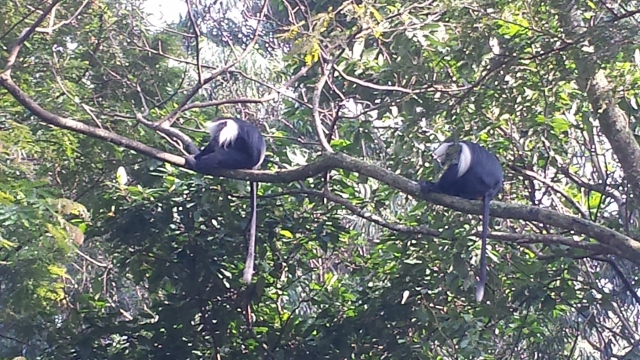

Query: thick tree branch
[203,153,640,263]
[582,70,640,199]
[555,3,640,200]
[2,65,639,265]
[134,113,200,155]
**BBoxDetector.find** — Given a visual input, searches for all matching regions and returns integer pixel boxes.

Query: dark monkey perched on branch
[419,140,503,302]
[185,117,267,284]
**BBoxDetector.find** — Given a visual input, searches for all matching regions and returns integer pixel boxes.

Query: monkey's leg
[185,155,198,170]
[193,149,255,173]
[418,180,439,199]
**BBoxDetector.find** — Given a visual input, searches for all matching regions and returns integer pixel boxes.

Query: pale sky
[143,0,187,26]
[143,0,246,26]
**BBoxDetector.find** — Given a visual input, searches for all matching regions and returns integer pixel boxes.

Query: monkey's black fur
[186,117,266,284]
[186,118,266,173]
[419,141,503,302]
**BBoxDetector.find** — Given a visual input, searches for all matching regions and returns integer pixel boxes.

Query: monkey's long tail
[476,195,490,302]
[242,181,258,283]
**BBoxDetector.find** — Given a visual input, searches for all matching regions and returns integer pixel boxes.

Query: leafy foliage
[1,0,640,359]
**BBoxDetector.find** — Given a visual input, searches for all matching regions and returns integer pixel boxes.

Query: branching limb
[36,0,91,34]
[2,73,638,263]
[3,0,64,74]
[135,113,200,155]
[510,164,589,218]
[0,75,184,165]
[281,189,441,236]
[161,0,270,126]
[312,61,335,153]
[491,232,619,256]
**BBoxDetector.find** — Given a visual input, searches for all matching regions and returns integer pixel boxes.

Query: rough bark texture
[555,1,640,201]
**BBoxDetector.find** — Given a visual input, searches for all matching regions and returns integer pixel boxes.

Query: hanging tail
[476,194,490,302]
[242,181,258,283]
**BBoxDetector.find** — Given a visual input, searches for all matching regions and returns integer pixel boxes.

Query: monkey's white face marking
[432,142,454,164]
[432,141,472,178]
[206,119,239,148]
[457,142,472,177]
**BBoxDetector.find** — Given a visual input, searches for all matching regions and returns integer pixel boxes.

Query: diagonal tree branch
[3,70,640,263]
[3,0,64,74]
[0,74,184,165]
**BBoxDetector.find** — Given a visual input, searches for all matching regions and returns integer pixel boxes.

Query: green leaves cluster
[2,0,640,358]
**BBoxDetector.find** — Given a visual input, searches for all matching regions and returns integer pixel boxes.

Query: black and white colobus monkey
[185,117,266,284]
[418,140,503,302]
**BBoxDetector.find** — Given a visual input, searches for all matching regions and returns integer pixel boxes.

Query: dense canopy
[1,0,640,359]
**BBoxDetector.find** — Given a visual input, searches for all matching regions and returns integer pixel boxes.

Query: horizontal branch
[225,153,640,263]
[491,232,619,255]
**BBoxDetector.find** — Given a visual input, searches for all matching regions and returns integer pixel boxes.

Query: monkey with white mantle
[185,117,266,284]
[419,140,503,302]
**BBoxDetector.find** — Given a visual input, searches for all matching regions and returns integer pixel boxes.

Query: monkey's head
[432,142,462,167]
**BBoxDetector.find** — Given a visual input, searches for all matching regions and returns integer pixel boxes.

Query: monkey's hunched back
[189,118,266,173]
[237,120,267,169]
[437,141,503,200]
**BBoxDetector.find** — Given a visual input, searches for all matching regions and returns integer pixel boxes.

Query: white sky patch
[143,0,247,26]
[143,0,187,27]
